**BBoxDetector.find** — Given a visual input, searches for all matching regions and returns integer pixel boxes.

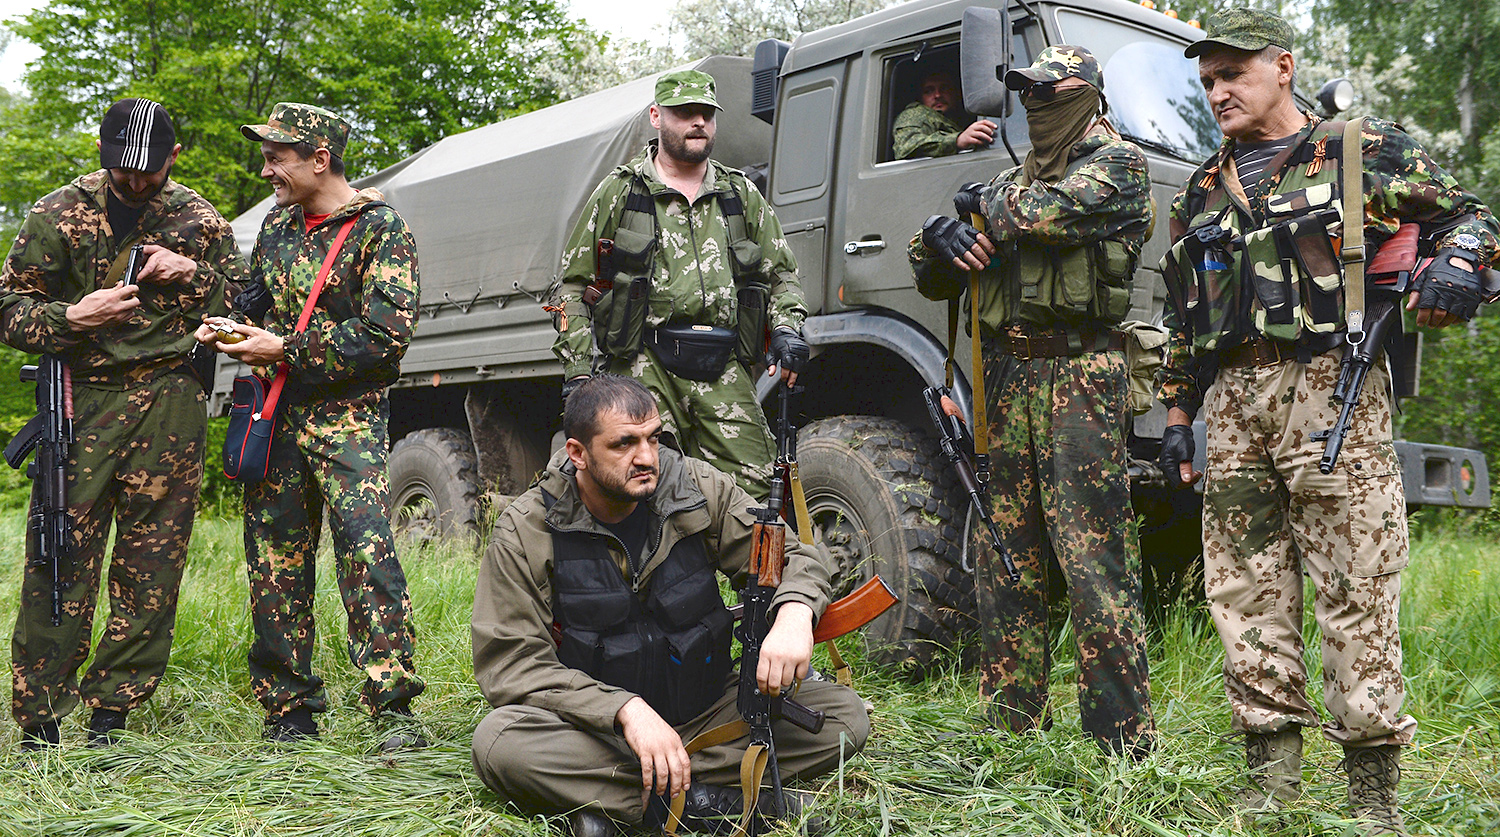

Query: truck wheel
[389,428,482,541]
[796,415,974,679]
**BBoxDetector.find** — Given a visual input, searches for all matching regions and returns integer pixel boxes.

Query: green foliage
[0,0,590,221]
[0,516,1496,835]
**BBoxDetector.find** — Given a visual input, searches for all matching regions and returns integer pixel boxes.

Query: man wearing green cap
[550,69,809,501]
[892,70,996,159]
[194,102,426,749]
[907,45,1155,758]
[1156,10,1498,833]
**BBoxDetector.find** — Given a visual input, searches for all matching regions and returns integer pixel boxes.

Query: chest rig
[1163,120,1361,354]
[545,490,734,726]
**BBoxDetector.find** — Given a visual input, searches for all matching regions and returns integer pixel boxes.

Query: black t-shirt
[106,187,146,247]
[603,502,652,573]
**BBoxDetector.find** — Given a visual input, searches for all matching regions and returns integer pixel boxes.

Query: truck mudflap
[1394,441,1490,508]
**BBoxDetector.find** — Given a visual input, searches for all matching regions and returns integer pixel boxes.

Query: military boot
[1238,729,1302,812]
[19,719,60,751]
[565,810,621,837]
[1344,744,1408,836]
[87,708,128,747]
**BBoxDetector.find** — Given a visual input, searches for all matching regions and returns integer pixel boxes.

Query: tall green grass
[0,511,1496,836]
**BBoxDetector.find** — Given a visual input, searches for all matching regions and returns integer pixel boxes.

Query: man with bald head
[1156,10,1498,833]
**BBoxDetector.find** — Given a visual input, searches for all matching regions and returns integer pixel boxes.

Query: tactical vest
[974,155,1137,331]
[1163,120,1349,354]
[545,492,734,726]
[594,170,771,366]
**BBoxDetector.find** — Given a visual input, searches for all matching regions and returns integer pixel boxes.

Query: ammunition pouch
[981,238,1135,331]
[647,324,739,382]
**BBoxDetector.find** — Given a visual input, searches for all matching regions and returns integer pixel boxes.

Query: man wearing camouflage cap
[1157,10,1498,832]
[550,69,809,501]
[908,45,1155,757]
[892,69,996,159]
[1,98,248,749]
[194,102,426,749]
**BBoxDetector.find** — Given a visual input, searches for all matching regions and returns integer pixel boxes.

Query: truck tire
[796,415,974,679]
[389,428,482,541]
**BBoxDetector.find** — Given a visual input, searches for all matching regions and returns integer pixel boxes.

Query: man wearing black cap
[195,102,425,750]
[1157,10,1498,833]
[0,97,247,749]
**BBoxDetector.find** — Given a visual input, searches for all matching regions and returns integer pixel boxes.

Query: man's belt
[989,326,1124,359]
[1220,333,1344,368]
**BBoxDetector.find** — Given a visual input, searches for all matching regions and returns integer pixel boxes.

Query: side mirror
[961,6,1012,117]
[1317,77,1354,117]
[752,39,791,125]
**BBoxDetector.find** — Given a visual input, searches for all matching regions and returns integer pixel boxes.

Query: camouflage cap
[1184,9,1294,59]
[654,70,721,110]
[1004,45,1104,92]
[241,102,351,158]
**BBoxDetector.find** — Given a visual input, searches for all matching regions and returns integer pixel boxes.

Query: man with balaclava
[906,45,1156,757]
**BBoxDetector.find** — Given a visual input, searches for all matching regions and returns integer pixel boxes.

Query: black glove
[561,376,587,410]
[953,182,986,219]
[1159,424,1195,487]
[766,328,809,375]
[921,215,983,266]
[233,279,274,321]
[1414,247,1484,322]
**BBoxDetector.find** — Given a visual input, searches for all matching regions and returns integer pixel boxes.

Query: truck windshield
[1055,9,1222,163]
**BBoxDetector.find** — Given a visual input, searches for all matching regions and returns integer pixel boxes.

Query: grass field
[0,509,1496,837]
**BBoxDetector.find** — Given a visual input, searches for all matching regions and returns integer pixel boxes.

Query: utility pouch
[1242,226,1302,341]
[601,276,651,358]
[646,323,738,382]
[1119,320,1170,415]
[1174,220,1237,351]
[1279,210,1343,330]
[734,281,769,367]
[728,239,763,281]
[1089,241,1134,325]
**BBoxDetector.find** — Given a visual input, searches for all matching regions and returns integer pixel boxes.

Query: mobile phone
[123,243,145,286]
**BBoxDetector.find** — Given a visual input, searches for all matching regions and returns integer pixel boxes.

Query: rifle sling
[1341,117,1367,340]
[967,212,988,464]
[664,719,762,837]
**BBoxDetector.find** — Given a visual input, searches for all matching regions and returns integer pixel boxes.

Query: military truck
[223,0,1492,675]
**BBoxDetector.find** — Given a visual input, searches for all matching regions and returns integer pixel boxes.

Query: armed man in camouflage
[550,69,809,500]
[194,103,425,749]
[1157,11,1499,833]
[892,70,996,160]
[1,98,247,749]
[908,47,1155,757]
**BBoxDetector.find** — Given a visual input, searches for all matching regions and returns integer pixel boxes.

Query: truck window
[881,29,1032,164]
[773,79,838,200]
[1054,9,1222,163]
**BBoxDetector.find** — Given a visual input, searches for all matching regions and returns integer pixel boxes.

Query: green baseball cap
[654,70,721,109]
[1004,45,1104,92]
[1185,9,1295,59]
[241,102,351,158]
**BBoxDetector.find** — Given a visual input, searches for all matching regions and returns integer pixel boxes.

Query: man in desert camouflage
[196,102,425,750]
[892,70,996,159]
[550,69,809,501]
[908,46,1155,757]
[1156,11,1499,834]
[1,98,246,749]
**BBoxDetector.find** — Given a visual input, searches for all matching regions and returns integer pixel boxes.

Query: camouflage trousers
[973,346,1154,754]
[11,371,205,729]
[1203,350,1415,747]
[607,349,775,500]
[243,389,424,722]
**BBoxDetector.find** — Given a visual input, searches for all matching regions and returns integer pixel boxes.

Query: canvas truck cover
[226,55,770,392]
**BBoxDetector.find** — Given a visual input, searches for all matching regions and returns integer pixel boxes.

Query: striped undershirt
[1232,132,1298,197]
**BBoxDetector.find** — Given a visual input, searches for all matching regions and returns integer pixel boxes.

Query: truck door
[768,61,846,316]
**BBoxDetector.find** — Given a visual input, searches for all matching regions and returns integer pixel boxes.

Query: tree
[0,0,590,220]
[669,0,893,58]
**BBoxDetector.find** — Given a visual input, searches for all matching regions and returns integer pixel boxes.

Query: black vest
[546,492,734,725]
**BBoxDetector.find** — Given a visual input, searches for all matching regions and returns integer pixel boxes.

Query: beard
[660,127,715,165]
[106,161,171,207]
[589,460,659,505]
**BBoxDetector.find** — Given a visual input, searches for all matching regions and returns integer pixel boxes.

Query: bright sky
[0,0,675,93]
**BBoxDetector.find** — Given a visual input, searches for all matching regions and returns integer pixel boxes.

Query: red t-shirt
[304,211,330,232]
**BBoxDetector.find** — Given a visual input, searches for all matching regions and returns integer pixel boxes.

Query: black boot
[87,708,128,747]
[19,719,60,751]
[265,707,318,743]
[565,810,621,837]
[375,700,430,752]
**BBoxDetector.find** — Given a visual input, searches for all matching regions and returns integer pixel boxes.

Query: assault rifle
[737,383,825,834]
[924,385,1019,581]
[4,356,75,626]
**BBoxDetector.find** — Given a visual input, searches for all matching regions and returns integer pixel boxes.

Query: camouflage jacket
[892,102,965,160]
[551,141,806,379]
[249,187,420,396]
[908,126,1152,329]
[1156,114,1500,416]
[472,444,830,735]
[0,171,246,386]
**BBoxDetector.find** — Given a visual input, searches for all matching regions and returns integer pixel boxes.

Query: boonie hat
[241,102,351,158]
[1185,9,1295,59]
[1004,45,1105,93]
[654,70,721,110]
[99,98,177,173]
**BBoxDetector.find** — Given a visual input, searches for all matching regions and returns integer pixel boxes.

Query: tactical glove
[233,279,274,321]
[921,215,984,267]
[953,182,987,219]
[561,375,588,411]
[766,327,809,375]
[1415,247,1484,322]
[1159,424,1195,487]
